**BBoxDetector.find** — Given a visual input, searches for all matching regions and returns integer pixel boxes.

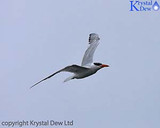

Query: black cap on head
[94,63,102,66]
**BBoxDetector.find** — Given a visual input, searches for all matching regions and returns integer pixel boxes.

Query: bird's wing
[81,33,100,67]
[62,65,89,73]
[30,65,88,89]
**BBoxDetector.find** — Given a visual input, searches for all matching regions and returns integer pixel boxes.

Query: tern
[30,33,109,88]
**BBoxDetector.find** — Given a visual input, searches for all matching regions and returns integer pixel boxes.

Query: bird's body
[30,33,109,88]
[71,65,100,79]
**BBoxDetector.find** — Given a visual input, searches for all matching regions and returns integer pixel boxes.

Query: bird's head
[94,62,109,68]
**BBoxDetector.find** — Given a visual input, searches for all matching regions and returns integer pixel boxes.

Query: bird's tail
[63,75,74,82]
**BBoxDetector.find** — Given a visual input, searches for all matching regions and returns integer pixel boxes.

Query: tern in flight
[30,33,109,88]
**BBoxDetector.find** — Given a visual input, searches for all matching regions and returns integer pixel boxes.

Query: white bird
[30,33,109,88]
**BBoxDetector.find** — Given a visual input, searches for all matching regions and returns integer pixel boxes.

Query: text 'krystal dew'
[1,120,74,127]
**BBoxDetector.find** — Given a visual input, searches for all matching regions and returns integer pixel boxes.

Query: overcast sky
[1,0,160,128]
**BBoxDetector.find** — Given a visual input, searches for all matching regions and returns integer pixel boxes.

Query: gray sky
[1,0,160,128]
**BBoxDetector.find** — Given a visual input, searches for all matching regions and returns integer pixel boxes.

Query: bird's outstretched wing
[30,65,88,89]
[81,33,100,67]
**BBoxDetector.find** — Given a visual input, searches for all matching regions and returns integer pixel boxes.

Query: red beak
[101,64,109,68]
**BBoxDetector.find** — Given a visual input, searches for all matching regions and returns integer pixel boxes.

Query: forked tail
[63,75,75,82]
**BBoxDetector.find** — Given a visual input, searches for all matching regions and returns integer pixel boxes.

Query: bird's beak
[101,64,109,68]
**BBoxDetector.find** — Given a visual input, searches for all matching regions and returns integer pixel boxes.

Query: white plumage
[81,33,100,67]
